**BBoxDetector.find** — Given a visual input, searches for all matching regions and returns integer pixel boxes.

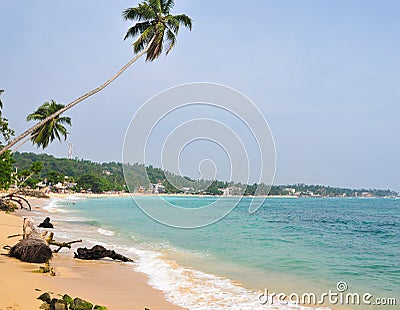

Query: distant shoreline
[45,192,398,199]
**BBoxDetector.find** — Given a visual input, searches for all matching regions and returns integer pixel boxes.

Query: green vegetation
[0,151,14,189]
[11,152,399,197]
[0,89,15,144]
[13,152,126,193]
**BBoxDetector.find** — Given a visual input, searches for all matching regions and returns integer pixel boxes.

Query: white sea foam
[43,198,69,213]
[128,247,329,310]
[97,228,115,236]
[63,195,84,201]
[53,227,329,310]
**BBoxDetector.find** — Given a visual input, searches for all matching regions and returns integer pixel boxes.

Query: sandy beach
[0,197,185,310]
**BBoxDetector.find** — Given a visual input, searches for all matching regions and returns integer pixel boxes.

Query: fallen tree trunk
[8,218,53,263]
[8,239,53,263]
[7,218,80,263]
[74,245,133,262]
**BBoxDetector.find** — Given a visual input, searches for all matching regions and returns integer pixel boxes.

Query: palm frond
[133,26,155,54]
[122,3,156,21]
[174,14,192,30]
[56,123,68,140]
[53,124,62,141]
[58,116,72,126]
[165,28,177,55]
[165,15,180,34]
[161,0,175,14]
[149,0,162,15]
[124,21,152,40]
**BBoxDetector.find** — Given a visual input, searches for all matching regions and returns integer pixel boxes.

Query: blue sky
[1,0,399,191]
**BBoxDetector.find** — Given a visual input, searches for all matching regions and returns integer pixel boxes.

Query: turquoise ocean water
[37,197,399,309]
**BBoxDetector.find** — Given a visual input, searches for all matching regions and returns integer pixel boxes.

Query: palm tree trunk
[0,40,153,156]
[11,136,31,152]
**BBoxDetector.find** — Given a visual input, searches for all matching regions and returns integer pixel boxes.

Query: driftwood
[46,232,82,253]
[8,218,53,263]
[0,194,31,211]
[74,245,133,262]
[7,218,82,263]
[8,239,53,263]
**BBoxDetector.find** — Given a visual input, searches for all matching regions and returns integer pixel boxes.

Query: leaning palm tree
[0,0,192,156]
[26,100,72,149]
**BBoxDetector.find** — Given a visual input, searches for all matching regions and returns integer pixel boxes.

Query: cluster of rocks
[38,292,107,310]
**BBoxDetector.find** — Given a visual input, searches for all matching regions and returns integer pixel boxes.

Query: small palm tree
[26,100,71,149]
[0,0,192,155]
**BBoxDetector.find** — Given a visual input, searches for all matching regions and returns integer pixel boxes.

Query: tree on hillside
[77,174,111,193]
[0,151,15,189]
[26,100,71,149]
[45,170,65,185]
[0,90,15,144]
[0,0,192,156]
[0,90,16,189]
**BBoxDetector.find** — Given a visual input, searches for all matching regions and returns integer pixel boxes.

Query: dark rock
[70,297,93,310]
[62,294,73,306]
[94,306,108,310]
[37,292,51,303]
[38,217,54,228]
[39,302,51,309]
[50,298,67,310]
[74,245,133,262]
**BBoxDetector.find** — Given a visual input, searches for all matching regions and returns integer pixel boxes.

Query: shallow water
[36,196,399,309]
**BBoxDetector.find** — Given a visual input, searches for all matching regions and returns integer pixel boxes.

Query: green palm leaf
[162,0,175,14]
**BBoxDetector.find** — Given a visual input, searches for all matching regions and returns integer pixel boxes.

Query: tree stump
[8,238,53,263]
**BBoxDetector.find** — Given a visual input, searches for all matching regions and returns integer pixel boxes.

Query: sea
[31,196,399,309]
